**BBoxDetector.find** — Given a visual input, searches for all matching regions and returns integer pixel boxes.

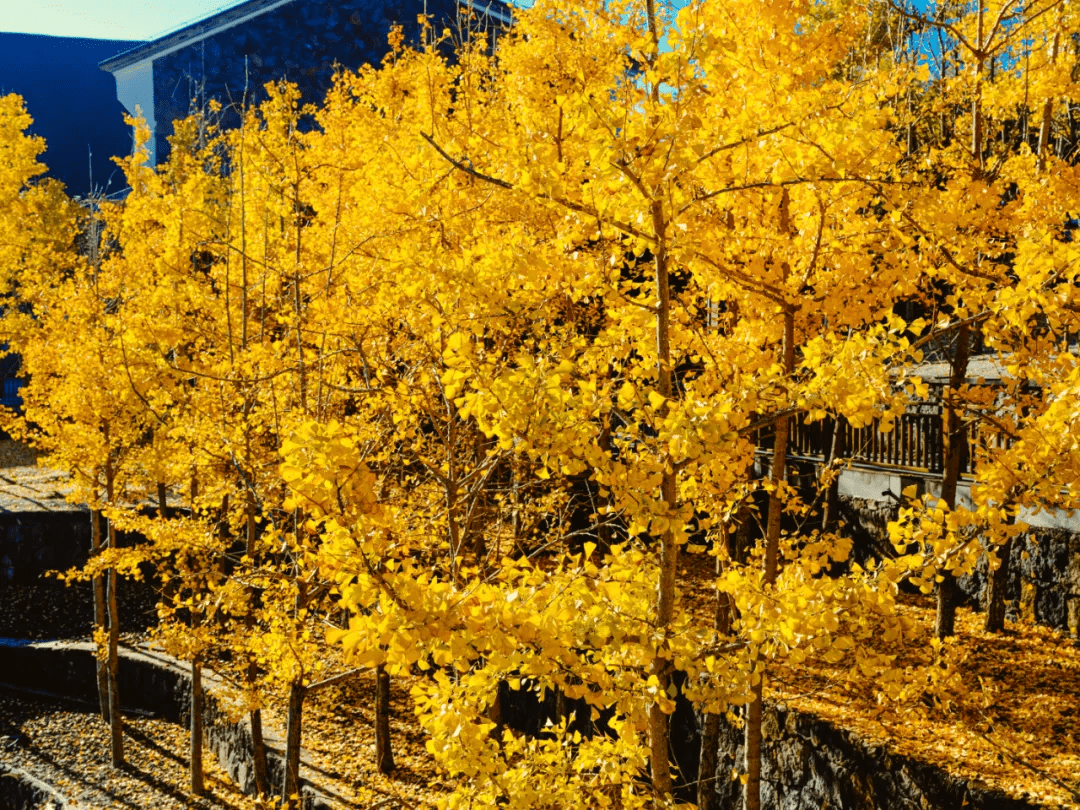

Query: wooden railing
[759,405,1003,478]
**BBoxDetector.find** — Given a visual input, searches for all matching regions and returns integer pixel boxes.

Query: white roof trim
[103,0,298,72]
[461,0,514,26]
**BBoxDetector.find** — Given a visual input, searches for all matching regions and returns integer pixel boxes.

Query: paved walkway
[0,441,78,513]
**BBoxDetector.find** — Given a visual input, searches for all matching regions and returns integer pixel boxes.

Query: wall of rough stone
[697,702,1036,810]
[0,762,84,810]
[0,510,90,585]
[839,495,1080,632]
[152,0,499,161]
[497,680,1037,809]
[957,527,1080,632]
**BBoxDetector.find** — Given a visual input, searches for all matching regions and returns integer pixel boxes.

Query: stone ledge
[0,761,89,810]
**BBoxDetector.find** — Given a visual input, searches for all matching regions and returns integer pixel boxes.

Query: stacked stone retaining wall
[0,762,87,810]
[697,702,1036,810]
[840,496,1080,632]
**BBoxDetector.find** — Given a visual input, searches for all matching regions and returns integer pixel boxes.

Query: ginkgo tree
[4,0,1080,807]
[879,0,1080,641]
[0,105,164,769]
[273,3,942,808]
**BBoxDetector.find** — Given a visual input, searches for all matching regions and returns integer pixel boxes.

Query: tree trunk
[936,569,959,639]
[554,686,568,725]
[487,680,504,740]
[744,305,794,810]
[238,489,268,797]
[596,413,613,554]
[91,507,110,723]
[698,710,721,810]
[715,523,734,639]
[190,658,205,796]
[250,706,269,797]
[238,489,269,797]
[647,196,678,800]
[282,679,305,809]
[984,534,1014,633]
[698,521,735,810]
[821,417,844,534]
[282,578,311,808]
[104,490,124,768]
[936,323,972,639]
[1037,30,1062,172]
[376,663,395,774]
[189,479,206,795]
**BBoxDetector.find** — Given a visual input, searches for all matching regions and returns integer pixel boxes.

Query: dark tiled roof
[100,0,514,73]
[100,0,290,72]
[0,33,143,198]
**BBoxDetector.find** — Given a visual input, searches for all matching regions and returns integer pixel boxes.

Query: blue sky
[1,1,240,41]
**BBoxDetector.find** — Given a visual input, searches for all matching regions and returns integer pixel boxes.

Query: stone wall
[0,510,90,585]
[840,495,1080,632]
[0,640,335,810]
[496,681,1038,809]
[0,762,85,810]
[699,702,1035,810]
[957,527,1080,632]
[152,0,502,161]
[837,495,904,566]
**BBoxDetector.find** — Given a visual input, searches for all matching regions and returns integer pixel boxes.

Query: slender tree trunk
[250,707,268,797]
[376,663,395,774]
[554,686,568,725]
[487,680,504,739]
[635,3,681,794]
[283,580,310,807]
[821,417,844,534]
[647,195,678,800]
[186,481,206,797]
[984,537,1013,632]
[591,397,614,555]
[190,657,205,796]
[744,303,794,810]
[936,323,972,639]
[244,493,269,798]
[698,521,735,810]
[714,526,734,642]
[107,558,123,767]
[985,512,1016,633]
[1037,30,1062,172]
[698,711,721,810]
[971,3,986,174]
[935,6,985,639]
[105,467,123,768]
[282,679,306,809]
[91,507,110,723]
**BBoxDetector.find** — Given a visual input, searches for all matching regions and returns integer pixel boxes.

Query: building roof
[100,0,292,72]
[100,0,513,73]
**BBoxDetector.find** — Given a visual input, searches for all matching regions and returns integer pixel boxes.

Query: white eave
[99,0,300,74]
[461,0,515,27]
[98,0,514,164]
